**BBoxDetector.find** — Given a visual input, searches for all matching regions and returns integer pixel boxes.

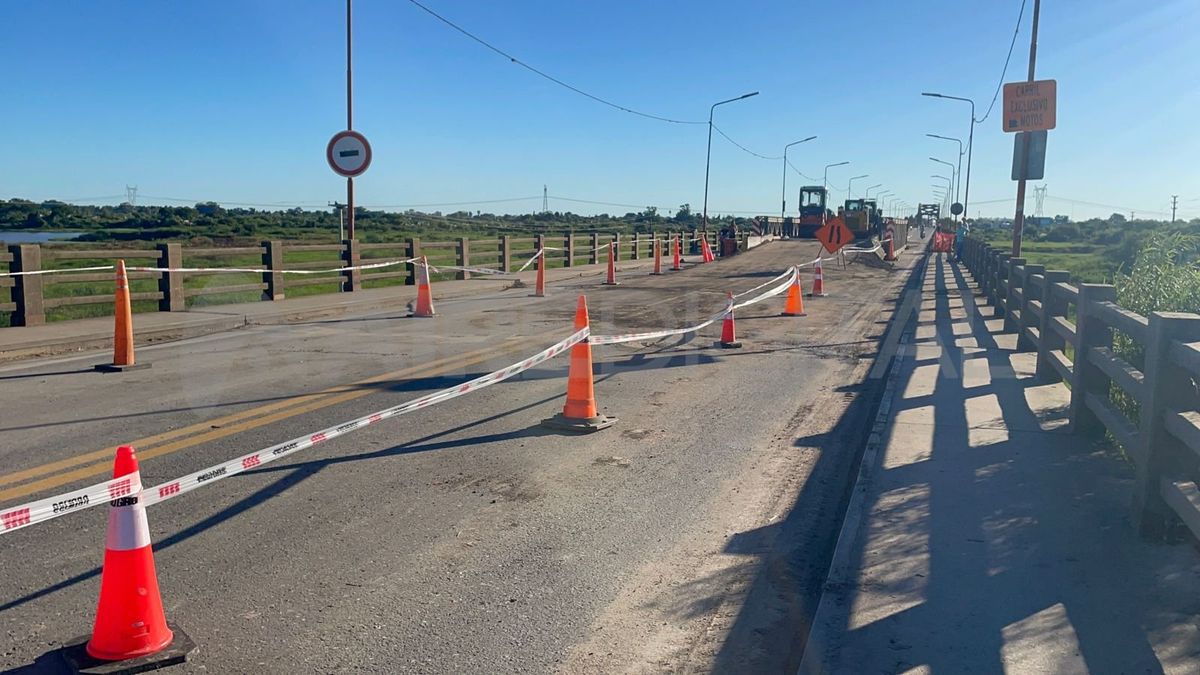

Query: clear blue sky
[2,0,1197,221]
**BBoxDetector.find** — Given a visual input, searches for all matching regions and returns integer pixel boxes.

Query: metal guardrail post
[157,243,185,311]
[8,244,45,326]
[1068,283,1118,437]
[1134,312,1200,538]
[455,237,470,281]
[341,239,361,292]
[261,241,285,301]
[1004,258,1027,333]
[1036,271,1072,381]
[1017,264,1044,351]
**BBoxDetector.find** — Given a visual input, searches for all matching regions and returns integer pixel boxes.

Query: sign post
[814,216,853,255]
[1008,0,1047,257]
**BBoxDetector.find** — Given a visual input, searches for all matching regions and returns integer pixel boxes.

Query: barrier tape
[589,266,798,346]
[1,258,418,278]
[428,249,544,277]
[0,328,588,534]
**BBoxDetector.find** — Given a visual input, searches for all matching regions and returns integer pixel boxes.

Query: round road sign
[326,130,372,178]
[951,202,964,216]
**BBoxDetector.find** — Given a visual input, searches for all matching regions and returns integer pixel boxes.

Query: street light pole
[822,161,849,224]
[1012,0,1042,257]
[927,133,963,216]
[864,183,883,199]
[930,157,956,215]
[703,91,759,230]
[922,92,976,228]
[781,135,817,222]
[847,174,869,198]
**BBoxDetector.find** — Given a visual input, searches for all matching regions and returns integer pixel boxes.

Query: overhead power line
[977,0,1028,124]
[711,124,781,160]
[405,0,703,125]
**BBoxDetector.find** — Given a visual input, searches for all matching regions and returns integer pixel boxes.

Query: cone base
[649,272,663,276]
[717,341,743,349]
[541,413,616,433]
[807,292,828,297]
[781,311,808,317]
[601,282,620,286]
[94,363,151,373]
[62,623,195,675]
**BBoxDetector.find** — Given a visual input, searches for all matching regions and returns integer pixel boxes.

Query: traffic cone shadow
[60,446,196,673]
[95,261,150,372]
[541,296,616,433]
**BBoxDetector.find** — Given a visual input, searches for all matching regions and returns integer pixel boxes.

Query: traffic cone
[542,296,616,432]
[602,241,619,286]
[885,235,897,261]
[95,261,150,372]
[68,446,195,670]
[671,236,683,271]
[700,237,716,263]
[808,259,828,297]
[412,256,435,317]
[782,271,807,316]
[718,292,741,348]
[533,248,546,297]
[650,238,663,275]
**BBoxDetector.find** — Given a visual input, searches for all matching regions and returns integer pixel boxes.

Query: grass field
[971,229,1120,283]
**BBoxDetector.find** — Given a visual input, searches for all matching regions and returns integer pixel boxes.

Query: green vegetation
[971,213,1200,283]
[0,199,741,245]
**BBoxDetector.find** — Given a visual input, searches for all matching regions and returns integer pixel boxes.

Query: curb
[796,247,930,674]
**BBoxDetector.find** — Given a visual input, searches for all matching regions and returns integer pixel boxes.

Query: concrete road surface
[0,240,918,673]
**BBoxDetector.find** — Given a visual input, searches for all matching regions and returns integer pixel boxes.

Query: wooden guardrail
[4,229,750,326]
[961,237,1200,541]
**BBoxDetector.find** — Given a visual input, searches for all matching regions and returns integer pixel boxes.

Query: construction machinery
[842,198,883,239]
[791,186,830,238]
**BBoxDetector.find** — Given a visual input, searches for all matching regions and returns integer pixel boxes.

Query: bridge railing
[5,230,745,326]
[961,237,1200,541]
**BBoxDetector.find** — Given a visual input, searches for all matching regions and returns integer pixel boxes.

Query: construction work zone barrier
[932,232,955,253]
[0,251,831,535]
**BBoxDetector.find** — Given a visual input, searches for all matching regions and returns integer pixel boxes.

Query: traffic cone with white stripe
[70,446,195,670]
[782,270,807,316]
[718,292,742,349]
[412,256,436,317]
[96,261,150,372]
[700,237,716,263]
[650,238,663,275]
[671,236,683,271]
[542,296,616,432]
[602,241,619,286]
[808,259,829,297]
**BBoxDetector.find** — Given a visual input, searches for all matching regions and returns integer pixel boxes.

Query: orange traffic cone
[533,247,546,297]
[700,237,716,263]
[718,292,742,348]
[808,258,828,297]
[542,296,616,432]
[68,446,195,670]
[96,261,149,372]
[885,235,897,262]
[671,236,683,271]
[650,238,663,275]
[412,256,436,317]
[602,241,619,286]
[782,272,807,316]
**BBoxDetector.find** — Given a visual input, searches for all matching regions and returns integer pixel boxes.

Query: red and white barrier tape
[428,249,544,277]
[589,266,797,346]
[0,328,587,535]
[1,258,418,278]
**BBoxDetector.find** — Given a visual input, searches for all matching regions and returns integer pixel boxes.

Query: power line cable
[711,124,782,160]
[976,0,1028,124]
[405,0,704,125]
[786,159,819,182]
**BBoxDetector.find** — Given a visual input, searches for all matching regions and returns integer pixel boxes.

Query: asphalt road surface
[0,239,921,673]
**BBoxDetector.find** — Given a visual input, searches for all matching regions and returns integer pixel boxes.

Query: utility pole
[1171,195,1179,223]
[345,0,355,240]
[1011,0,1041,257]
[543,185,549,214]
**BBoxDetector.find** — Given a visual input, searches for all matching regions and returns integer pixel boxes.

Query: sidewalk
[0,257,653,362]
[802,253,1200,674]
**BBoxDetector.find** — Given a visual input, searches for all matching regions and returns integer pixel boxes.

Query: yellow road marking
[0,339,531,503]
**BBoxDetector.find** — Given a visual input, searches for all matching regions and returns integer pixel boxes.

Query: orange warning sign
[1002,79,1057,133]
[815,216,853,254]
